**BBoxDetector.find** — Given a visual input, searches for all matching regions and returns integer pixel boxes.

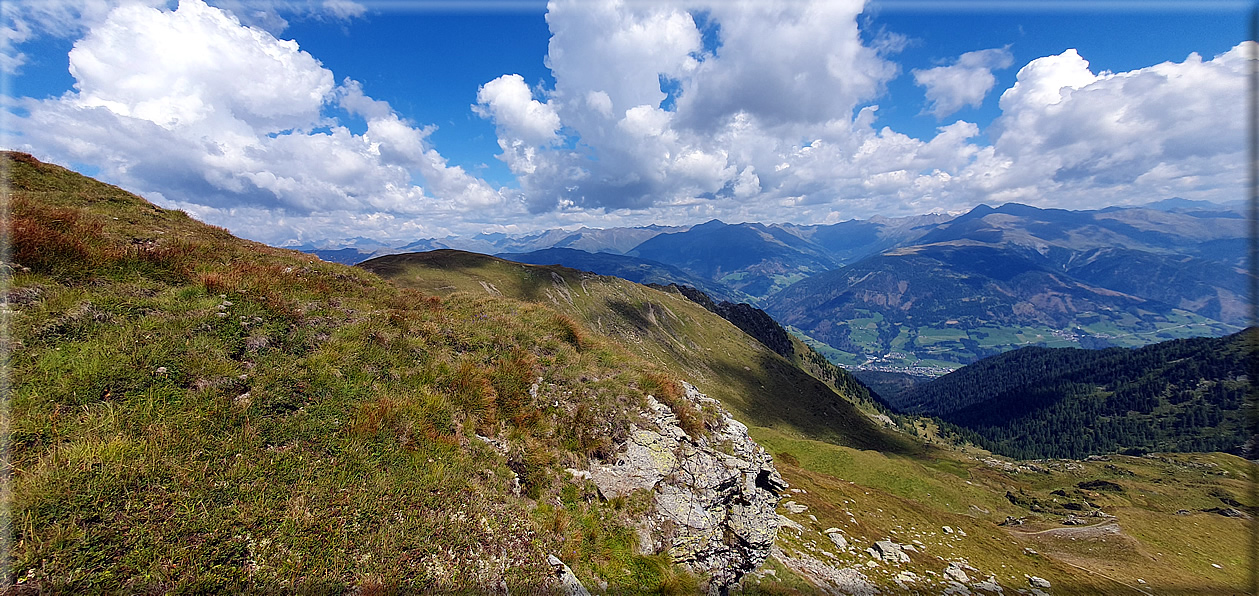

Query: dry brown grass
[640,371,706,438]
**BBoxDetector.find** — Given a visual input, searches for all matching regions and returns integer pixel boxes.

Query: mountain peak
[693,218,727,230]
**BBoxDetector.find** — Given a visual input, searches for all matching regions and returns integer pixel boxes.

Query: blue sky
[2,0,1251,245]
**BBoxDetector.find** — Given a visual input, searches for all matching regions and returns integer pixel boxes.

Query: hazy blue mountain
[1140,197,1243,213]
[627,219,839,301]
[549,224,685,254]
[777,213,955,265]
[306,247,383,265]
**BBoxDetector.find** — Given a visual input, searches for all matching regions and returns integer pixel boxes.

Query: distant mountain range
[764,202,1245,369]
[293,224,689,265]
[297,200,1246,370]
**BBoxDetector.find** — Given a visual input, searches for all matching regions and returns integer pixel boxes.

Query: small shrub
[10,200,103,276]
[491,348,538,426]
[507,437,553,499]
[552,314,587,351]
[443,359,498,433]
[640,372,704,438]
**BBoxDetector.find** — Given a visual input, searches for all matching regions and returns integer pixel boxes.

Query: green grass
[744,425,1253,594]
[3,153,717,592]
[362,251,917,455]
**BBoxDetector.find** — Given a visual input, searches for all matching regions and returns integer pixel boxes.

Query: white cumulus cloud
[972,43,1252,208]
[473,74,561,146]
[913,47,1014,118]
[7,0,505,244]
[0,0,364,74]
[5,0,1250,243]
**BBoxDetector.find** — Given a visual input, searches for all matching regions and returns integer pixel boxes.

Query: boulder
[783,500,808,514]
[944,563,970,583]
[547,554,591,596]
[587,382,785,594]
[1029,576,1051,588]
[972,576,1004,593]
[873,540,911,564]
[824,529,849,550]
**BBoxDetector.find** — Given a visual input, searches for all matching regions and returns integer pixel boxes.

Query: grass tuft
[640,371,706,438]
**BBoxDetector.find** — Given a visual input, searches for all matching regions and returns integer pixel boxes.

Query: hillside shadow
[708,350,919,456]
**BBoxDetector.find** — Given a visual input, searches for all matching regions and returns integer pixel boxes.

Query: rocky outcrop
[588,381,786,594]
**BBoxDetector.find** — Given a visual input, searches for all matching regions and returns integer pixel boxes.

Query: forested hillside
[893,330,1255,459]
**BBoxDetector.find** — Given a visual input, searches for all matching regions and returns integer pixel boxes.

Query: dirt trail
[1013,520,1121,539]
[1009,521,1155,595]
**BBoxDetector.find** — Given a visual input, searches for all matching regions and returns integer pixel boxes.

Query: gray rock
[973,576,1004,593]
[772,546,878,596]
[943,581,972,595]
[777,514,804,533]
[547,554,591,596]
[1029,576,1051,588]
[584,382,785,594]
[783,500,808,514]
[825,529,849,550]
[944,563,970,583]
[874,540,911,564]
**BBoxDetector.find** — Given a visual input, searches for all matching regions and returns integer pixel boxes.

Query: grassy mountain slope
[358,250,912,454]
[914,203,1250,326]
[357,253,1254,594]
[1065,247,1249,325]
[891,330,1254,459]
[4,152,721,591]
[751,441,1253,595]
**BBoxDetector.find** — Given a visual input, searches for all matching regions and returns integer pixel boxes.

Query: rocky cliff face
[586,382,786,594]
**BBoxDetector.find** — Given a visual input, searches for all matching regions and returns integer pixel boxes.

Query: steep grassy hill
[358,250,910,454]
[892,330,1255,459]
[358,250,1255,595]
[3,152,730,592]
[498,247,751,304]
